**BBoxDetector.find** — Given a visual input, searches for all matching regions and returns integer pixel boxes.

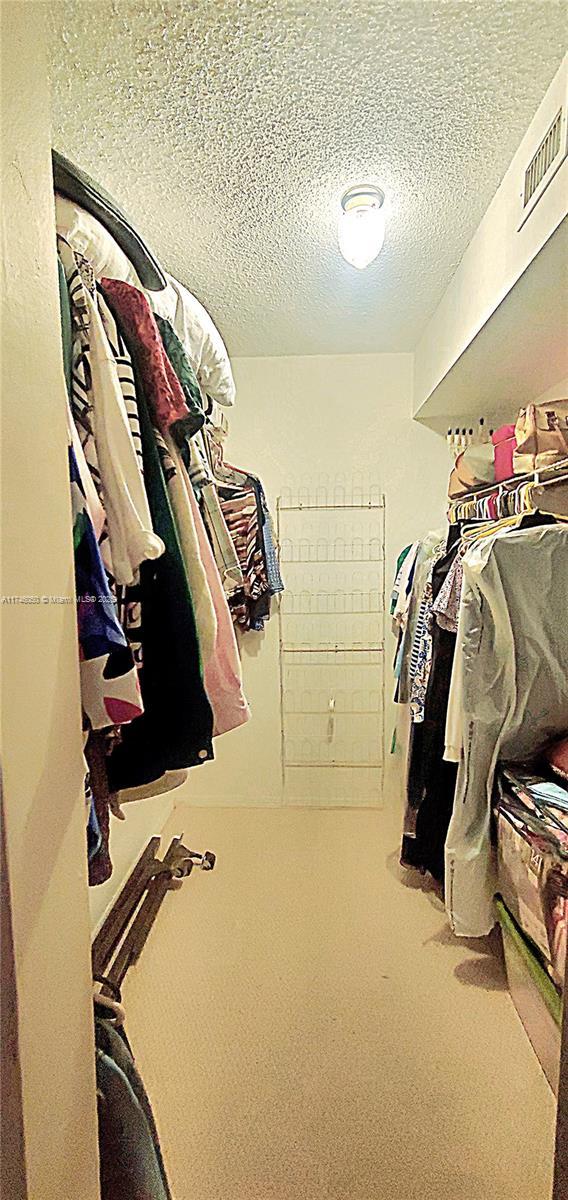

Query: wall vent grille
[524,108,563,207]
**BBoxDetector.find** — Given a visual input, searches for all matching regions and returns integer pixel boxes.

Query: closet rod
[284,761,383,769]
[92,837,161,977]
[93,836,216,990]
[281,557,383,565]
[278,502,385,511]
[283,609,384,616]
[448,456,568,506]
[282,645,384,654]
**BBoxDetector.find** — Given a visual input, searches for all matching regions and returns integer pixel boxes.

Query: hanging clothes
[93,285,151,671]
[58,254,107,539]
[115,770,189,808]
[96,288,145,475]
[149,271,236,408]
[185,431,215,489]
[445,523,568,937]
[200,481,244,595]
[96,1049,170,1200]
[219,485,272,631]
[431,546,465,634]
[53,150,166,290]
[86,730,118,885]
[60,240,164,585]
[258,482,284,598]
[158,429,218,666]
[163,436,251,735]
[408,540,446,724]
[395,532,444,705]
[85,744,102,864]
[95,1017,172,1200]
[100,277,193,439]
[391,542,419,695]
[60,254,138,875]
[105,330,214,791]
[204,430,282,613]
[400,535,461,881]
[183,458,251,736]
[55,168,262,904]
[155,313,205,438]
[70,443,143,730]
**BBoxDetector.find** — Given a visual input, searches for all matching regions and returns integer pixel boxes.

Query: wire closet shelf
[276,478,385,806]
[447,455,568,519]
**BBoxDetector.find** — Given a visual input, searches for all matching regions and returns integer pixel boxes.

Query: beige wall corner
[1,5,100,1197]
[182,353,448,809]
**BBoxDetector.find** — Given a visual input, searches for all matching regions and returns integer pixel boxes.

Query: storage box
[496,766,568,991]
[496,899,562,1093]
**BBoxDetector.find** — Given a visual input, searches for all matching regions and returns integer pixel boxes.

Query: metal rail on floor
[92,836,216,992]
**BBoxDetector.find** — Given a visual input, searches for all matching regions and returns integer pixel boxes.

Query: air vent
[523,108,563,207]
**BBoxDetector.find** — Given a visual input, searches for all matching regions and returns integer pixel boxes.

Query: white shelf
[414,218,568,423]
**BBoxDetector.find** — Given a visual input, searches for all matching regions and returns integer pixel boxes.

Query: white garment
[397,531,445,706]
[114,770,189,809]
[445,525,568,938]
[55,195,143,288]
[150,273,236,408]
[96,291,144,476]
[84,288,164,584]
[163,432,218,665]
[66,401,106,542]
[391,541,419,634]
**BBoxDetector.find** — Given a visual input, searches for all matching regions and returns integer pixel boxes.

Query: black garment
[53,150,166,291]
[401,537,460,882]
[107,347,214,791]
[95,1017,172,1200]
[154,313,205,440]
[86,731,114,886]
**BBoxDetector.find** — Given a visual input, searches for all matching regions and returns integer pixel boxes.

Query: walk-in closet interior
[2,3,568,1198]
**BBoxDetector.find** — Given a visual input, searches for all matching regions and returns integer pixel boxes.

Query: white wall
[0,6,100,1196]
[414,55,568,415]
[535,376,568,403]
[180,353,448,808]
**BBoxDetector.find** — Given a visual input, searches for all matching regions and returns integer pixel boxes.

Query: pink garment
[492,424,516,482]
[183,461,251,736]
[546,735,568,782]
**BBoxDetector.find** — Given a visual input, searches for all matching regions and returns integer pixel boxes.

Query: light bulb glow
[338,186,385,269]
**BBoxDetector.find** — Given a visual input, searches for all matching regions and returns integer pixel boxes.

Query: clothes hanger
[93,986,127,1027]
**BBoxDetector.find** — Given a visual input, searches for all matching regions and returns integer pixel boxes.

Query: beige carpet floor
[124,806,556,1200]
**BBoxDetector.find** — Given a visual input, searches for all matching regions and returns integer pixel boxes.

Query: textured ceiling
[49,1,566,357]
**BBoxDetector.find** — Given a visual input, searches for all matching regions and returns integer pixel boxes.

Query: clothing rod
[92,838,161,976]
[278,502,385,511]
[280,700,379,710]
[534,472,568,491]
[108,837,183,986]
[280,557,384,564]
[448,457,568,506]
[93,836,215,989]
[281,646,384,654]
[283,609,384,616]
[284,761,383,769]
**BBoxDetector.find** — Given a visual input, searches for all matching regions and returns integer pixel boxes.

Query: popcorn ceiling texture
[49,1,565,358]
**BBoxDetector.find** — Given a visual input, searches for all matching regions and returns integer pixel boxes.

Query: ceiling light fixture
[338,184,386,270]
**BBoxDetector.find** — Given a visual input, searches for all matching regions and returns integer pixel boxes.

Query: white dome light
[338,185,386,270]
